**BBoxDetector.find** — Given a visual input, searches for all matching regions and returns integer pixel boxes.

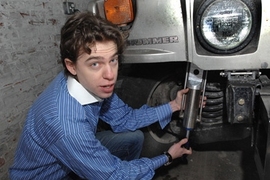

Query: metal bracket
[63,1,77,15]
[221,71,260,124]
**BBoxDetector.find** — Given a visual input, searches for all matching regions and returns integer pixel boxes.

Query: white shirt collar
[67,76,103,105]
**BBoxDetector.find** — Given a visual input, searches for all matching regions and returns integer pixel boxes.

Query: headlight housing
[195,0,256,54]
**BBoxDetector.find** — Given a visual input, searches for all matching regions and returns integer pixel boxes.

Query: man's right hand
[167,138,192,160]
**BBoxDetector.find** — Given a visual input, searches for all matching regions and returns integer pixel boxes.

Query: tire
[115,72,184,158]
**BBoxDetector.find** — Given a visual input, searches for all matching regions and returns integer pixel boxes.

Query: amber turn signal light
[104,0,134,25]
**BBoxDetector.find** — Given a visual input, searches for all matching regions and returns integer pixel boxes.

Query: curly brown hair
[60,12,126,76]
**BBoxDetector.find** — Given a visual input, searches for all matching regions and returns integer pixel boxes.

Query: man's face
[65,41,119,99]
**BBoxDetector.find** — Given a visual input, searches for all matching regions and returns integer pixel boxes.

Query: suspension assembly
[201,83,224,124]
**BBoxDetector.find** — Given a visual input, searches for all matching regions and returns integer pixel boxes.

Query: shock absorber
[181,63,207,139]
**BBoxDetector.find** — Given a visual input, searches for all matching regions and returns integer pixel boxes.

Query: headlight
[195,0,253,53]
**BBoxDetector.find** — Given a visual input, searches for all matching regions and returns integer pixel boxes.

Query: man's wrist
[163,151,173,166]
[169,100,180,112]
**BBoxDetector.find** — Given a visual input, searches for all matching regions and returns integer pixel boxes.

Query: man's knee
[127,130,144,146]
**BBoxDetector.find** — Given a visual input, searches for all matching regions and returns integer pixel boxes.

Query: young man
[9,12,192,179]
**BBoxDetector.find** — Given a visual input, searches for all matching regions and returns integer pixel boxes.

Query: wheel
[141,77,184,157]
[115,73,184,157]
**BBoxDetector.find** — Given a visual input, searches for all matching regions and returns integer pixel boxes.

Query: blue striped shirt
[9,71,173,180]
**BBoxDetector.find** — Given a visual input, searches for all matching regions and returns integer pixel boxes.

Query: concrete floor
[153,149,260,180]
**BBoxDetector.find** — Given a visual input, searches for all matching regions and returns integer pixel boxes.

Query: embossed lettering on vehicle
[127,36,179,46]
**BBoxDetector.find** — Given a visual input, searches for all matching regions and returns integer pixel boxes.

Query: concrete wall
[0,0,90,179]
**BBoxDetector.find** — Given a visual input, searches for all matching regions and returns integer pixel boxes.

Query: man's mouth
[102,84,114,88]
[100,84,114,93]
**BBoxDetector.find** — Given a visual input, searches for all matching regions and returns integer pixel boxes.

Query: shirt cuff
[151,154,168,170]
[155,103,173,129]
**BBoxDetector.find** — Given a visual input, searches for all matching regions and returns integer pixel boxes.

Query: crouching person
[9,12,191,180]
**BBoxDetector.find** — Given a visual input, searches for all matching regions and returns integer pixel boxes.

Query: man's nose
[103,65,114,80]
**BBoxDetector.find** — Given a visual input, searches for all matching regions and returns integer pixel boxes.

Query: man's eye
[111,58,118,63]
[91,62,99,67]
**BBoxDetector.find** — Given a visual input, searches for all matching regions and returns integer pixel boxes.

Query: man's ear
[64,58,77,75]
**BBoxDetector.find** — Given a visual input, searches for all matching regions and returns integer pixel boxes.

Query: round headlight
[196,0,253,53]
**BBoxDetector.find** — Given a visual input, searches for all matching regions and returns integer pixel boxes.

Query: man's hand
[169,88,189,112]
[169,88,207,112]
[167,138,192,160]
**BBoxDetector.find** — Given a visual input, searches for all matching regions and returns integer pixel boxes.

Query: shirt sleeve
[100,93,173,132]
[48,131,168,179]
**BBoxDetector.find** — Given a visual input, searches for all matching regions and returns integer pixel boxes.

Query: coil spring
[201,83,224,124]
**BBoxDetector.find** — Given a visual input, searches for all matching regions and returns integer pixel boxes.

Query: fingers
[176,88,189,99]
[168,138,193,159]
[200,96,207,108]
[179,138,192,154]
[174,88,189,110]
[178,138,191,150]
[179,88,189,96]
[185,148,192,155]
[179,138,188,145]
[180,140,192,154]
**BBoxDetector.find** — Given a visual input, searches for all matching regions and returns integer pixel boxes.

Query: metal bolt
[237,115,244,122]
[238,98,245,105]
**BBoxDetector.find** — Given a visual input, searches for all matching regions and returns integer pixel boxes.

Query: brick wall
[0,0,90,179]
